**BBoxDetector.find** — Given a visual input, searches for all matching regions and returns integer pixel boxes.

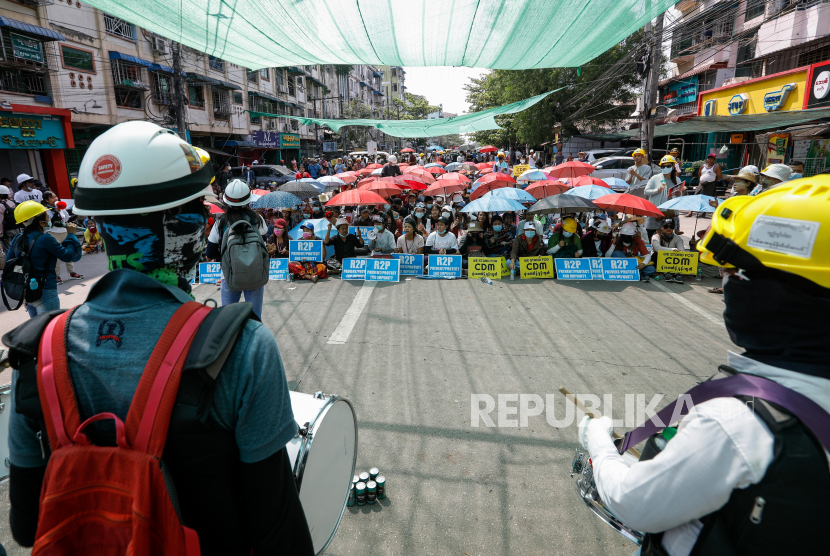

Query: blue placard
[366,258,400,282]
[554,258,592,280]
[289,240,324,262]
[601,258,640,281]
[269,258,289,280]
[348,226,374,242]
[392,253,424,275]
[198,262,222,284]
[587,258,604,280]
[341,258,367,280]
[428,254,462,278]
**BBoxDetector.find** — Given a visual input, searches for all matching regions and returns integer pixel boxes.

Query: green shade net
[249,89,559,137]
[81,0,675,70]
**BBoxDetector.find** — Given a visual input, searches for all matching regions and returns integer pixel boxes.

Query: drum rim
[295,394,358,555]
[574,480,644,545]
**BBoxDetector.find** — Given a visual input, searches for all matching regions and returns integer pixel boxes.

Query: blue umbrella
[601,177,630,190]
[460,195,527,213]
[445,162,462,172]
[425,163,444,168]
[250,190,303,210]
[658,194,721,213]
[563,185,614,200]
[489,188,537,203]
[515,169,549,182]
[427,145,444,151]
[299,178,326,191]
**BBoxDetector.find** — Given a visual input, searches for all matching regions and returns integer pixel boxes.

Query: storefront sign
[252,130,280,149]
[468,257,502,280]
[806,61,830,109]
[322,141,338,152]
[656,251,699,275]
[392,253,424,275]
[0,114,66,149]
[11,33,44,64]
[766,133,789,165]
[198,262,222,283]
[289,240,324,261]
[365,258,399,282]
[281,133,300,148]
[702,99,717,117]
[519,256,555,279]
[728,93,749,115]
[600,258,640,281]
[699,68,807,116]
[664,77,698,106]
[427,254,461,278]
[341,258,367,280]
[763,83,796,112]
[268,258,289,280]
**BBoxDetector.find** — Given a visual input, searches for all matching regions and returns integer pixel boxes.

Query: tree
[342,100,371,149]
[392,93,441,121]
[430,134,464,149]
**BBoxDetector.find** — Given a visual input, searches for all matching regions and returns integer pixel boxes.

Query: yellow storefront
[697,67,809,117]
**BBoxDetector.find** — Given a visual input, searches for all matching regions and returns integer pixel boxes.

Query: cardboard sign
[366,258,400,282]
[553,258,592,280]
[601,258,640,281]
[349,226,374,242]
[392,253,424,275]
[512,164,531,178]
[268,258,289,280]
[656,250,699,275]
[427,254,462,278]
[289,240,324,262]
[198,262,222,284]
[469,257,502,280]
[341,258,367,280]
[588,257,605,279]
[519,256,555,279]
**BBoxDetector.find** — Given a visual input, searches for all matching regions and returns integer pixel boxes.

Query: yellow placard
[656,250,699,275]
[469,257,503,280]
[519,256,555,279]
[512,164,530,178]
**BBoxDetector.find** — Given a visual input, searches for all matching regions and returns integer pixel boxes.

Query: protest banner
[392,253,424,275]
[588,257,604,279]
[198,262,222,284]
[469,257,503,280]
[289,240,324,262]
[349,226,374,242]
[341,258,367,280]
[268,259,289,280]
[428,254,462,278]
[656,250,699,275]
[512,164,530,178]
[601,258,640,281]
[519,256,555,279]
[553,258,592,280]
[366,258,400,282]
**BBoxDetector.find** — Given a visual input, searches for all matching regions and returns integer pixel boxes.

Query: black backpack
[1,232,52,310]
[2,199,20,234]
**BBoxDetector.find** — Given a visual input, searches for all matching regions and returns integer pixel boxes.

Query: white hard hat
[594,221,612,233]
[0,185,10,196]
[760,163,792,183]
[74,121,214,216]
[223,179,253,206]
[17,173,34,184]
[523,221,535,230]
[252,160,259,164]
[388,155,397,163]
[741,165,759,175]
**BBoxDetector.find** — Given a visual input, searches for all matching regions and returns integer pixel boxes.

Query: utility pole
[642,13,664,158]
[640,22,651,151]
[172,41,187,141]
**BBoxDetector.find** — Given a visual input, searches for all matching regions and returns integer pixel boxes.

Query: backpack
[1,232,51,311]
[220,217,269,291]
[2,199,20,234]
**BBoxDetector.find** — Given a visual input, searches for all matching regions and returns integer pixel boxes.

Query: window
[391,68,396,77]
[115,89,143,109]
[60,45,95,73]
[296,76,303,90]
[111,59,147,109]
[233,91,243,105]
[797,43,830,67]
[734,33,758,78]
[208,56,224,71]
[745,0,766,20]
[392,84,398,92]
[249,93,262,124]
[247,70,257,84]
[260,68,269,81]
[151,72,172,104]
[104,13,136,41]
[213,89,230,120]
[288,77,295,96]
[275,70,284,86]
[0,68,47,95]
[188,84,204,108]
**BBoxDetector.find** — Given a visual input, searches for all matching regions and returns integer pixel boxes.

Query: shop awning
[109,51,153,67]
[187,72,221,86]
[200,146,234,157]
[216,80,241,90]
[0,17,64,41]
[250,91,280,103]
[216,140,258,148]
[660,61,728,87]
[150,63,187,76]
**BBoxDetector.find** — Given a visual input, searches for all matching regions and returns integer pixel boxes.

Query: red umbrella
[479,172,516,184]
[356,176,379,188]
[402,170,435,184]
[426,166,447,174]
[377,176,410,188]
[326,189,388,207]
[402,179,428,190]
[570,176,610,188]
[363,182,404,198]
[470,180,512,200]
[424,180,465,197]
[592,193,664,217]
[401,148,415,153]
[334,172,359,183]
[475,162,492,170]
[479,145,498,153]
[546,161,594,180]
[525,181,570,199]
[252,189,270,196]
[479,167,493,175]
[439,172,471,183]
[366,163,383,169]
[206,202,224,214]
[357,167,375,176]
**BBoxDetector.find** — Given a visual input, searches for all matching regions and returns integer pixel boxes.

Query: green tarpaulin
[81,0,675,70]
[249,90,559,138]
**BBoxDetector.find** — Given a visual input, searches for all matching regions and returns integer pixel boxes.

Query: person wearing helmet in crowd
[644,155,681,241]
[493,152,510,174]
[611,221,654,281]
[381,155,402,177]
[625,148,653,191]
[580,177,830,556]
[324,217,363,262]
[668,148,682,173]
[425,216,459,255]
[82,219,103,253]
[205,178,269,316]
[547,217,584,259]
[651,218,685,283]
[41,192,83,283]
[3,200,81,316]
[508,222,546,275]
[581,219,613,258]
[3,121,314,555]
[751,163,792,196]
[13,174,42,204]
[0,179,19,252]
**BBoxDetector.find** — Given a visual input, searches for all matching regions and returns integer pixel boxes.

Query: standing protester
[643,155,680,241]
[13,175,43,204]
[625,148,652,192]
[334,158,346,174]
[527,150,537,168]
[42,192,83,283]
[554,143,565,165]
[697,153,722,198]
[243,164,255,187]
[307,159,322,179]
[0,182,19,252]
[381,155,402,177]
[216,163,233,192]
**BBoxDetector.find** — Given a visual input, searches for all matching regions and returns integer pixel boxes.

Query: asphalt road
[0,215,732,556]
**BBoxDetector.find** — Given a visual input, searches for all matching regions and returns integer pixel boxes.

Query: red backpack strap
[37,309,82,450]
[124,301,212,457]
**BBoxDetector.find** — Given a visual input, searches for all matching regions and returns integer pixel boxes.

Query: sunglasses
[662,224,675,229]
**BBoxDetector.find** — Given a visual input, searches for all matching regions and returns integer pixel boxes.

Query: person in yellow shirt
[83,220,103,253]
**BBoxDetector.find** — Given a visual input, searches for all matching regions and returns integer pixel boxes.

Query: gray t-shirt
[626,164,653,190]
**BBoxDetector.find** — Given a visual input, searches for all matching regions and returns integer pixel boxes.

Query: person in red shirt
[295,165,311,180]
[610,221,655,282]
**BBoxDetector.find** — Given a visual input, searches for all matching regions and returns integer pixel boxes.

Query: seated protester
[353,206,374,228]
[299,204,314,222]
[425,216,459,255]
[423,196,435,211]
[267,218,290,258]
[509,222,547,274]
[474,211,491,232]
[83,219,104,253]
[381,155,402,177]
[618,215,648,243]
[392,197,408,219]
[484,215,513,256]
[410,202,429,237]
[501,212,517,236]
[651,218,685,284]
[426,204,442,234]
[547,217,583,258]
[581,219,613,258]
[298,221,319,241]
[550,217,584,236]
[611,221,654,282]
[395,218,425,254]
[459,220,487,257]
[324,218,363,262]
[402,193,417,215]
[369,215,396,254]
[385,209,403,239]
[280,207,298,230]
[516,210,543,239]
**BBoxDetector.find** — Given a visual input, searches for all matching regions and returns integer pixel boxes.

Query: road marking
[327,282,376,344]
[651,280,725,327]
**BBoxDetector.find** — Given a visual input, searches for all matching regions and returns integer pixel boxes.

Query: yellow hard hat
[497,151,505,157]
[562,217,578,233]
[193,147,211,166]
[697,176,830,288]
[14,200,47,224]
[632,148,647,156]
[660,155,677,165]
[70,177,78,188]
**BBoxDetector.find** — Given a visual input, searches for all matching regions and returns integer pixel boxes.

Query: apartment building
[378,64,406,105]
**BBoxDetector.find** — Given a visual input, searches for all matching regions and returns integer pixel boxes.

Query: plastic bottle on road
[510,267,515,281]
[29,278,38,291]
[480,277,493,285]
[696,267,703,281]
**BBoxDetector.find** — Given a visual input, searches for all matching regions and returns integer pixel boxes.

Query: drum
[286,391,358,555]
[0,385,11,480]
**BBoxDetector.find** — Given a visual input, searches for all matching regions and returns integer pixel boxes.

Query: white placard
[747,216,820,259]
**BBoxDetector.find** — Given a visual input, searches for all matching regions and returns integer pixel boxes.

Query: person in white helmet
[3,121,313,555]
[13,174,42,204]
[750,163,792,196]
[205,179,268,317]
[381,154,401,177]
[0,180,19,252]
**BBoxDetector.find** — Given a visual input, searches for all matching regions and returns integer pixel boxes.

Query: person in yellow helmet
[493,151,509,174]
[625,148,652,190]
[547,217,583,260]
[643,155,681,241]
[2,200,81,315]
[579,176,830,555]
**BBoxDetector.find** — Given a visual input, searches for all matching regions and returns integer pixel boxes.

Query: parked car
[230,165,293,188]
[610,147,668,164]
[583,149,619,162]
[591,156,635,182]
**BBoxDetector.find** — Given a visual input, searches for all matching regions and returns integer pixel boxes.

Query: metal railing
[104,13,135,40]
[208,56,224,72]
[0,68,47,95]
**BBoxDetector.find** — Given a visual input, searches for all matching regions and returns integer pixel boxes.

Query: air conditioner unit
[277,85,288,93]
[215,103,231,115]
[153,37,170,55]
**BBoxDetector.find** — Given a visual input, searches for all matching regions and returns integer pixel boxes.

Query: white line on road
[651,280,725,327]
[327,282,376,344]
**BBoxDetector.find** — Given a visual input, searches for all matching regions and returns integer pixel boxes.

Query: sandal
[708,287,723,294]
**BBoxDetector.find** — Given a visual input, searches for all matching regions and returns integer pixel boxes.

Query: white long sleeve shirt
[588,352,830,556]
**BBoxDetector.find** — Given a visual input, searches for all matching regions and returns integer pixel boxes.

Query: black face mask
[622,237,633,245]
